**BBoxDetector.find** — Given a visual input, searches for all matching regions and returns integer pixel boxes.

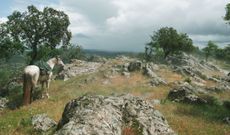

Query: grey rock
[0,97,8,110]
[223,117,230,125]
[166,53,223,82]
[128,61,142,72]
[56,59,102,81]
[56,94,175,135]
[150,99,161,105]
[144,67,158,78]
[32,114,57,132]
[122,72,130,77]
[168,83,207,104]
[150,78,167,87]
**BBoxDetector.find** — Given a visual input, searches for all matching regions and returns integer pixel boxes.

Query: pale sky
[0,0,230,52]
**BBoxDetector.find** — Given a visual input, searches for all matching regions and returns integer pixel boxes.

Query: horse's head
[55,56,65,68]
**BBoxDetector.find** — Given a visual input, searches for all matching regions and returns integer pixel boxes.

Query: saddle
[34,60,52,76]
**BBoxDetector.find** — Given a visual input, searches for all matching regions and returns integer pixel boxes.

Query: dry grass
[122,127,138,135]
[157,66,183,83]
[155,102,230,135]
[0,64,230,135]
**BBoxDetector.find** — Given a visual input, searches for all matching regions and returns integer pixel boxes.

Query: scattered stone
[0,97,8,110]
[128,61,142,72]
[150,99,161,105]
[32,114,57,132]
[102,80,111,85]
[56,94,175,135]
[115,55,134,62]
[143,67,157,78]
[208,77,221,83]
[149,77,167,87]
[223,117,230,125]
[88,55,107,63]
[122,71,130,78]
[122,63,129,72]
[206,83,230,92]
[148,62,160,71]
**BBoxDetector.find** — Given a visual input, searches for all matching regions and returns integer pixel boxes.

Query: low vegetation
[0,3,230,135]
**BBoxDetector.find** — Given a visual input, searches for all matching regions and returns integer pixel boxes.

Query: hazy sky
[0,0,230,52]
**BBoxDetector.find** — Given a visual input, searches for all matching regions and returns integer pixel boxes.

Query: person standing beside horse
[23,56,65,105]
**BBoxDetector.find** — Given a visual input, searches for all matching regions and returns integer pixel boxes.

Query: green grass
[156,101,230,135]
[0,67,230,135]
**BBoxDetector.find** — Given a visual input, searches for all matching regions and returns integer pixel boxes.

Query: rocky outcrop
[32,114,57,132]
[56,59,102,81]
[166,53,223,83]
[206,83,230,92]
[56,94,175,135]
[143,66,167,87]
[168,83,207,104]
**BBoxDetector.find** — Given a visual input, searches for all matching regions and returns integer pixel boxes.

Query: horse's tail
[23,73,32,105]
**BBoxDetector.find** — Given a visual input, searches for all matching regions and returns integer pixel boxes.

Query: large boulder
[56,59,102,81]
[168,83,207,104]
[56,94,175,135]
[32,114,57,132]
[128,61,142,72]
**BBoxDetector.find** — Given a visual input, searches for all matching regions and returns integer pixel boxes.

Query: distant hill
[83,49,140,58]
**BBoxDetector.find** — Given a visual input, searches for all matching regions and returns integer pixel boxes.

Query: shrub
[60,45,86,63]
[223,100,230,110]
[201,95,221,106]
[184,77,192,84]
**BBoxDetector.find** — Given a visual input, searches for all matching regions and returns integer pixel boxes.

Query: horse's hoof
[46,93,50,99]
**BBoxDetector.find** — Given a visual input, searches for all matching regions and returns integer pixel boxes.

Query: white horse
[23,56,65,105]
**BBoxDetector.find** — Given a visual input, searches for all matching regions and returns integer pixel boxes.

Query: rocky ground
[0,54,229,135]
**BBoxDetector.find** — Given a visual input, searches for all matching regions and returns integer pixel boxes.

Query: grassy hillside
[0,60,229,135]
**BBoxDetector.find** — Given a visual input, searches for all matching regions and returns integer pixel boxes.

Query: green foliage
[0,63,24,98]
[26,45,61,63]
[223,100,230,110]
[146,27,195,61]
[224,3,230,23]
[4,5,71,64]
[202,41,218,61]
[184,77,192,84]
[0,68,12,88]
[60,45,86,63]
[201,95,221,106]
[0,24,24,61]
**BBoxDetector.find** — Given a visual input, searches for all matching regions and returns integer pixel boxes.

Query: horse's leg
[46,72,53,99]
[45,79,50,98]
[23,73,32,105]
[31,73,39,102]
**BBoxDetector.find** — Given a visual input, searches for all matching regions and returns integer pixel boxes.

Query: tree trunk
[29,45,38,65]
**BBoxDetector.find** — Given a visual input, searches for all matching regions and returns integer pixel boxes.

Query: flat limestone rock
[55,94,175,135]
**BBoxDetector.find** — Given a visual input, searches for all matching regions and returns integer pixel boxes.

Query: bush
[201,95,221,106]
[0,63,24,97]
[60,45,86,63]
[184,77,192,84]
[223,100,230,110]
